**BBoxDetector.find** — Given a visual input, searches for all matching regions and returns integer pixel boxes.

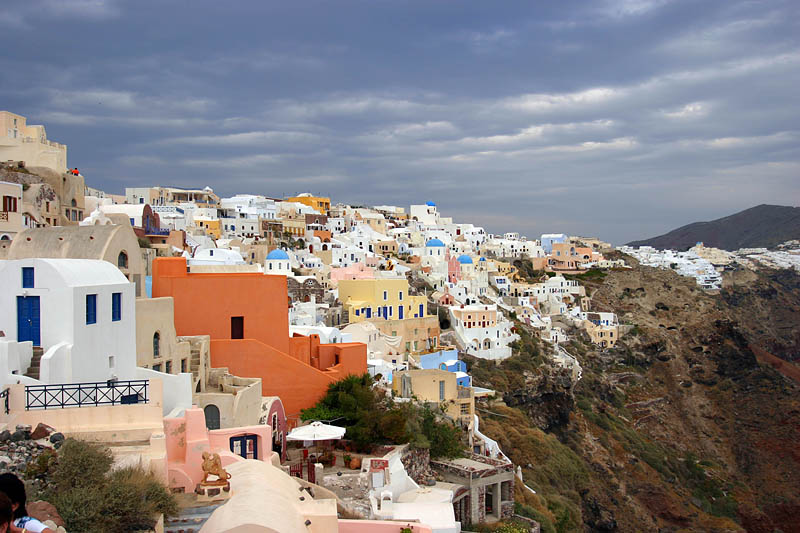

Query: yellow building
[280,216,306,237]
[194,216,221,239]
[287,193,331,215]
[339,278,427,323]
[392,368,474,426]
[584,320,619,348]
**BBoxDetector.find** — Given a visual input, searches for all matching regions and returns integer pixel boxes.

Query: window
[152,363,161,372]
[112,292,122,321]
[85,294,97,324]
[22,267,34,288]
[398,291,403,301]
[460,403,470,415]
[166,361,172,374]
[3,196,18,212]
[153,332,160,357]
[439,380,445,402]
[383,290,388,301]
[181,359,187,373]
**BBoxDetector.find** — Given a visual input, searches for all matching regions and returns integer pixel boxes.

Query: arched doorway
[204,404,220,430]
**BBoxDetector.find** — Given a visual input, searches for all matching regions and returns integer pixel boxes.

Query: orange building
[152,257,367,421]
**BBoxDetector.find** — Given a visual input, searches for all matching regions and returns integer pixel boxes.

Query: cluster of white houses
[0,110,660,532]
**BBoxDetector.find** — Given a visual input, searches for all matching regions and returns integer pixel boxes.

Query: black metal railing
[25,380,149,410]
[1,388,8,415]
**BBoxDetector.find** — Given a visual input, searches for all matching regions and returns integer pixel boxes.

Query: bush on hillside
[300,374,464,458]
[34,438,176,533]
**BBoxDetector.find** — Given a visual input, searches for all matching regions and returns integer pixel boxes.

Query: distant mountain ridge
[627,204,800,251]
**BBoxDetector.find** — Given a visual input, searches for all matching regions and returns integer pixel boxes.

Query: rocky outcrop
[503,368,574,431]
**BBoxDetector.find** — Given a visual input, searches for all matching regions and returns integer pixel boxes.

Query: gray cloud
[1,0,798,243]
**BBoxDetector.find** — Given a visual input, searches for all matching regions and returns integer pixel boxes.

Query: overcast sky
[2,0,799,243]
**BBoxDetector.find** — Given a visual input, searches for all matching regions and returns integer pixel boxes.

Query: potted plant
[343,453,352,467]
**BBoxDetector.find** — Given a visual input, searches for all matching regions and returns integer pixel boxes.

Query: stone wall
[400,445,431,484]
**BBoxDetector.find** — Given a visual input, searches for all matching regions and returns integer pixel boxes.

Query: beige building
[125,186,219,208]
[0,224,147,296]
[39,170,85,225]
[584,320,619,348]
[193,369,263,429]
[136,297,192,375]
[281,214,306,237]
[355,210,387,234]
[0,111,67,174]
[375,239,398,256]
[0,181,23,240]
[23,181,60,228]
[374,316,441,355]
[393,368,474,426]
[136,297,261,428]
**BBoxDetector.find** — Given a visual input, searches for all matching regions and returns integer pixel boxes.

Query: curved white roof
[2,258,128,287]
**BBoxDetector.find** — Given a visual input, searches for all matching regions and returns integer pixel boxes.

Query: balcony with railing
[24,380,149,410]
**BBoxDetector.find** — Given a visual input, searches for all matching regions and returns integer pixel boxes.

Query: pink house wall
[338,521,433,533]
[165,407,274,492]
[330,263,375,283]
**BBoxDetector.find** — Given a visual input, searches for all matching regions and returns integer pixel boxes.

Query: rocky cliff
[471,263,800,532]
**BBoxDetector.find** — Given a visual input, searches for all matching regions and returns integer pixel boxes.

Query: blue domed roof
[426,201,436,207]
[426,238,445,247]
[479,257,487,262]
[267,249,289,260]
[457,254,473,264]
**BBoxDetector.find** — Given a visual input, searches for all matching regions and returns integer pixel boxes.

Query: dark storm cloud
[1,0,799,243]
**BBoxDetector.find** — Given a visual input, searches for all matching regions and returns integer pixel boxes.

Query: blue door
[230,434,258,459]
[17,296,41,346]
[399,305,404,319]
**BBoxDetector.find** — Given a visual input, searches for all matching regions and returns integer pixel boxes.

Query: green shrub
[51,439,113,490]
[300,374,464,457]
[42,439,176,533]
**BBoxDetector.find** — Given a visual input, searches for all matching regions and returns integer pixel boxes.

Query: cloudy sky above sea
[2,0,799,243]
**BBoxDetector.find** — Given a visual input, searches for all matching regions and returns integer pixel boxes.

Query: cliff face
[627,204,800,251]
[473,264,800,533]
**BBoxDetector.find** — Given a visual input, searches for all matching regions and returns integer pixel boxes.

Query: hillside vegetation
[472,262,800,532]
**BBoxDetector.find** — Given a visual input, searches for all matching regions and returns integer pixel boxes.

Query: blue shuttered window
[22,267,34,288]
[86,294,97,324]
[112,292,122,321]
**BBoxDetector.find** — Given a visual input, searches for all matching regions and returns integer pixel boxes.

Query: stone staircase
[189,347,202,384]
[164,502,223,533]
[25,347,44,380]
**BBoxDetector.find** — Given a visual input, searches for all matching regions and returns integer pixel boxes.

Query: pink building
[165,407,274,492]
[447,253,461,283]
[329,262,375,284]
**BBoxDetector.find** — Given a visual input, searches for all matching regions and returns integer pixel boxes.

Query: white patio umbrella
[286,421,346,441]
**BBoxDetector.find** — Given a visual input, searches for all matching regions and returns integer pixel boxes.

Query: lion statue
[201,451,232,484]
